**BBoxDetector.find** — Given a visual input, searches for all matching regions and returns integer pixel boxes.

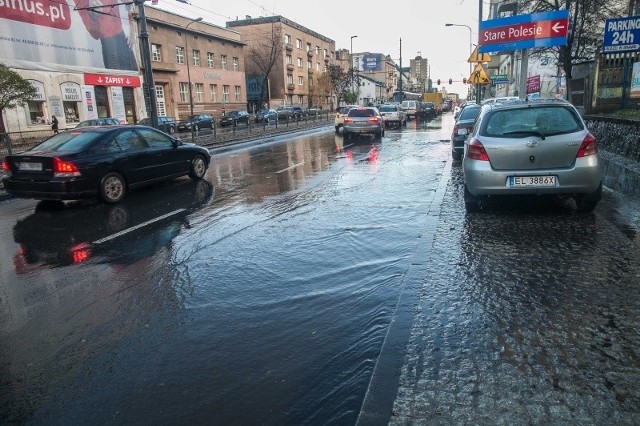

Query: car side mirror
[172,138,182,147]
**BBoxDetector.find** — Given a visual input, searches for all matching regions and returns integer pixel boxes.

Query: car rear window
[380,106,398,112]
[31,131,101,152]
[484,106,582,137]
[348,108,375,117]
[459,106,481,120]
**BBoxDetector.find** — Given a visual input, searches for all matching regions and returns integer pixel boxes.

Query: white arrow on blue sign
[603,16,640,53]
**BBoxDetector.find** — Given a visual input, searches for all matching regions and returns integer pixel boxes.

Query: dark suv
[138,116,176,134]
[219,110,250,127]
[276,106,305,120]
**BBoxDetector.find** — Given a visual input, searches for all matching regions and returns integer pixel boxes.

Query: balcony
[307,50,314,58]
[287,63,294,71]
[285,43,293,51]
[287,84,295,91]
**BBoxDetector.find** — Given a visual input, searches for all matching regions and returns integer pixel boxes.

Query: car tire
[464,185,480,212]
[575,182,602,213]
[100,172,126,204]
[189,155,207,180]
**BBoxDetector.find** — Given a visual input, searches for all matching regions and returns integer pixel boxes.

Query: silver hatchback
[462,100,602,212]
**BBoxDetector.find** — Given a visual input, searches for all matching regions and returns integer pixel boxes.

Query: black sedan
[1,125,211,204]
[219,110,250,127]
[177,114,215,132]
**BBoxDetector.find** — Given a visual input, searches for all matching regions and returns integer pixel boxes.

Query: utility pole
[399,38,403,101]
[135,0,158,128]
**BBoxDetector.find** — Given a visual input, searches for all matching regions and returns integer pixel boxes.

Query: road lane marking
[93,209,187,245]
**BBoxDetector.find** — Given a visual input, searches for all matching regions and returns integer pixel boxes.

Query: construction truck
[423,92,443,115]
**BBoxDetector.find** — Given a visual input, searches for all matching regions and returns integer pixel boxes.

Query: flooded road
[1,114,639,424]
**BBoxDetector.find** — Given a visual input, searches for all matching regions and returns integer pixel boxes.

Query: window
[316,62,320,71]
[235,86,241,102]
[221,55,227,70]
[151,43,161,62]
[195,83,204,102]
[192,49,200,66]
[323,49,327,57]
[297,57,302,68]
[297,95,303,104]
[307,60,312,69]
[233,57,239,71]
[284,34,291,44]
[138,128,172,149]
[179,82,189,103]
[176,46,184,64]
[316,46,320,54]
[27,100,45,125]
[306,42,311,52]
[207,52,214,68]
[296,38,302,49]
[286,54,292,65]
[210,84,217,102]
[115,130,148,151]
[287,75,293,85]
[298,76,304,86]
[222,85,230,102]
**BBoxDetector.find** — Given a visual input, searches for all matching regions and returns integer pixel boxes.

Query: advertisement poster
[82,85,98,120]
[0,0,138,72]
[110,86,127,124]
[362,54,383,72]
[631,62,640,98]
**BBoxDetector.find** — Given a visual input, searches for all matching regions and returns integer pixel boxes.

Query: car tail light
[53,157,81,177]
[368,117,380,123]
[577,133,598,158]
[344,118,353,123]
[2,158,10,173]
[70,243,92,264]
[466,138,489,161]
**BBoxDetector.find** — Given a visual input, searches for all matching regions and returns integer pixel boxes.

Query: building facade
[1,2,146,132]
[145,7,246,121]
[227,16,336,110]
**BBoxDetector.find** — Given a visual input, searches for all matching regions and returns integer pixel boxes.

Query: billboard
[603,16,640,53]
[362,54,383,72]
[0,0,138,72]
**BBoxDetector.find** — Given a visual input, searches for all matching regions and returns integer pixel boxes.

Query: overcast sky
[152,0,488,98]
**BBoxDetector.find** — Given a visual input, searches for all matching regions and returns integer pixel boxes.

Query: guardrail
[0,112,333,159]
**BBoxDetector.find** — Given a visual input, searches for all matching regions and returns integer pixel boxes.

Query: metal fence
[0,112,334,160]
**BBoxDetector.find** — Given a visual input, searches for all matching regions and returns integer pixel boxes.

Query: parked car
[401,100,420,120]
[334,104,359,133]
[481,96,520,106]
[177,114,215,132]
[75,117,120,127]
[255,108,278,123]
[379,103,406,128]
[462,99,602,212]
[276,106,305,120]
[450,103,481,161]
[342,106,385,141]
[219,110,250,127]
[1,125,211,204]
[420,102,437,120]
[305,107,322,117]
[138,116,177,134]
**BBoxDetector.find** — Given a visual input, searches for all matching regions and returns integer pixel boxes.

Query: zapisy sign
[479,10,569,53]
[603,16,640,53]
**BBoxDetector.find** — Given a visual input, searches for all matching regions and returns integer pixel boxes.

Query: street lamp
[445,23,473,99]
[350,35,357,103]
[185,16,203,142]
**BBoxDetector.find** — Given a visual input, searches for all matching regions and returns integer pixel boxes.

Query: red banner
[84,73,141,87]
[481,19,568,45]
[0,1,71,30]
[526,75,541,94]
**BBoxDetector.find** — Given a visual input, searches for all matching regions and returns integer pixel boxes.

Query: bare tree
[517,0,626,86]
[0,63,37,134]
[326,64,357,108]
[246,24,283,109]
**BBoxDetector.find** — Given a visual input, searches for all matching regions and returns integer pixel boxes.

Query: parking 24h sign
[603,16,640,53]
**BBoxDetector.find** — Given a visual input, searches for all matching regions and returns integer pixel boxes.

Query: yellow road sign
[468,63,491,85]
[467,46,491,63]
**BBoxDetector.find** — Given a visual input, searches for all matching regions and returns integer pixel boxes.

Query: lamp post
[135,0,158,128]
[350,35,357,103]
[185,16,203,142]
[445,23,473,99]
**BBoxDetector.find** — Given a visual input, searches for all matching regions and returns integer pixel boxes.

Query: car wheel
[189,155,207,180]
[464,185,480,212]
[100,172,126,204]
[452,150,462,161]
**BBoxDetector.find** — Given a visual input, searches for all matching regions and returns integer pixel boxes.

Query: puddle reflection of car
[12,179,213,269]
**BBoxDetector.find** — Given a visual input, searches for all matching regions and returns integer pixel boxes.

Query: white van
[401,100,420,120]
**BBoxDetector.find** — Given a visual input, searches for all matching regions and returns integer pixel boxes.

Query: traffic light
[437,79,441,85]
[449,78,453,85]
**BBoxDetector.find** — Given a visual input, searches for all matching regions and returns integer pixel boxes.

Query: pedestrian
[51,115,59,134]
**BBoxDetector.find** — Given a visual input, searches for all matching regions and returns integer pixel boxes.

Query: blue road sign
[478,10,569,53]
[603,16,640,53]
